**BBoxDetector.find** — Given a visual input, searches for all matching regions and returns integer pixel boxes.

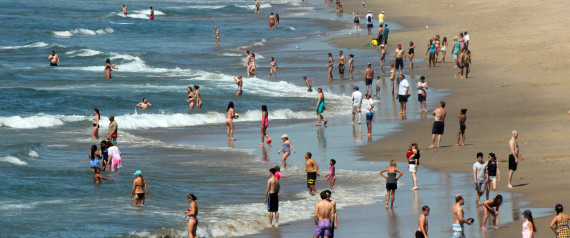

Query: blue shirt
[384,27,389,37]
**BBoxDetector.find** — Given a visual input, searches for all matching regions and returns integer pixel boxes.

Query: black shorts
[339,64,345,74]
[365,78,373,85]
[267,193,279,212]
[398,95,408,103]
[417,94,426,102]
[367,23,373,29]
[415,230,425,238]
[460,123,466,132]
[395,58,404,70]
[307,171,317,187]
[509,154,517,171]
[432,121,444,134]
[50,63,58,66]
[386,183,397,191]
[366,112,373,124]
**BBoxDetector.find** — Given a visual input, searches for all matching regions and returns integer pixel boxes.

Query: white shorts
[409,164,417,173]
[452,224,465,238]
[453,53,458,60]
[488,176,497,182]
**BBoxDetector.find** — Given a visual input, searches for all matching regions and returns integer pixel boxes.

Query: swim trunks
[150,15,154,20]
[314,220,332,237]
[395,58,404,70]
[338,64,345,74]
[415,230,425,238]
[475,178,485,191]
[352,105,361,114]
[365,78,373,85]
[308,86,313,92]
[431,121,444,134]
[270,22,275,27]
[267,193,278,212]
[136,193,145,199]
[307,171,317,188]
[398,95,408,103]
[417,93,426,102]
[367,23,373,29]
[386,182,397,191]
[508,154,517,171]
[452,224,466,238]
[50,62,58,66]
[366,112,373,124]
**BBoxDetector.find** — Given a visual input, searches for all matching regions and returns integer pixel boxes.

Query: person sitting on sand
[379,160,403,208]
[93,168,113,184]
[136,98,153,110]
[481,195,502,230]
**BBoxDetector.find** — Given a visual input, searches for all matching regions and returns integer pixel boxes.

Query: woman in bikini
[186,86,196,109]
[105,59,118,79]
[269,57,277,79]
[130,170,149,206]
[327,53,334,81]
[89,145,100,172]
[214,26,220,47]
[249,53,257,77]
[441,37,448,62]
[185,194,199,238]
[260,105,271,145]
[234,74,243,96]
[481,195,503,230]
[92,108,100,140]
[226,102,237,141]
[434,35,441,62]
[348,54,355,79]
[193,85,202,109]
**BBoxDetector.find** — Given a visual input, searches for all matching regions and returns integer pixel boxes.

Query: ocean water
[0,0,446,237]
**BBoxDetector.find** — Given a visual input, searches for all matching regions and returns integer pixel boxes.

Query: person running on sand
[452,194,474,238]
[379,160,403,208]
[269,13,275,28]
[407,41,416,69]
[397,74,409,114]
[48,51,60,66]
[93,167,113,184]
[550,204,570,237]
[226,102,238,141]
[106,115,118,145]
[348,54,355,79]
[255,0,260,14]
[507,130,519,188]
[426,39,436,67]
[92,108,100,140]
[120,5,128,16]
[353,13,360,29]
[481,195,502,230]
[269,57,278,79]
[149,7,154,20]
[136,98,153,110]
[214,26,220,47]
[277,134,295,169]
[473,152,487,206]
[104,59,118,79]
[305,152,320,195]
[193,85,202,109]
[364,63,374,95]
[380,44,386,73]
[260,105,271,145]
[249,53,257,77]
[409,143,420,190]
[338,51,346,80]
[394,44,405,75]
[234,74,243,96]
[416,206,430,238]
[365,93,374,136]
[327,53,334,81]
[441,37,448,62]
[485,153,500,199]
[303,76,314,92]
[265,167,280,227]
[186,86,196,109]
[185,194,199,238]
[314,191,335,238]
[130,170,150,206]
[351,86,363,124]
[429,101,446,148]
[456,108,467,146]
[521,210,536,238]
[417,76,428,112]
[324,159,336,193]
[316,88,328,126]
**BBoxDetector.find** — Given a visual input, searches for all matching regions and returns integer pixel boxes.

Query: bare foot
[358,122,361,124]
[481,227,486,231]
[259,143,264,146]
[385,203,389,208]
[492,226,499,229]
[315,124,321,126]
[411,187,418,190]
[230,138,236,141]
[461,143,465,146]
[366,133,371,136]
[275,224,279,227]
[507,184,513,188]
[455,144,460,146]
[429,145,434,149]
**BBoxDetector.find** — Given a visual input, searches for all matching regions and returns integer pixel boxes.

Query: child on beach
[260,105,271,145]
[521,210,536,238]
[456,109,467,146]
[389,62,396,94]
[406,145,414,162]
[375,75,381,96]
[324,159,336,193]
[303,76,313,92]
[93,168,113,184]
[277,134,296,169]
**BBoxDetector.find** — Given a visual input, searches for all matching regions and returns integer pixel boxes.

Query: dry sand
[330,0,570,236]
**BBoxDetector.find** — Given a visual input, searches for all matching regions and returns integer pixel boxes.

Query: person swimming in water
[277,134,296,169]
[269,57,278,79]
[234,74,243,96]
[185,194,199,238]
[130,170,150,206]
[93,168,113,184]
[105,59,118,80]
[136,98,153,110]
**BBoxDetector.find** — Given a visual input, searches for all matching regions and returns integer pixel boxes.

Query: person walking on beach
[441,37,448,62]
[348,54,355,79]
[314,191,335,238]
[92,108,100,140]
[136,98,153,110]
[93,168,113,184]
[265,167,280,227]
[185,194,199,238]
[417,76,428,112]
[485,153,500,200]
[226,102,238,141]
[324,190,338,237]
[365,11,373,35]
[327,53,334,81]
[214,26,220,47]
[378,11,385,29]
[353,13,360,29]
[255,0,260,14]
[351,86,363,124]
[269,13,275,28]
[397,74,409,115]
[473,152,487,206]
[380,45,386,74]
[260,105,271,145]
[149,7,154,20]
[316,88,328,126]
[365,93,374,136]
[408,41,416,69]
[383,24,389,45]
[394,44,405,75]
[452,194,474,238]
[481,195,502,230]
[426,39,436,67]
[409,142,420,190]
[550,204,569,237]
[338,51,346,80]
[429,101,446,148]
[105,59,118,79]
[364,63,374,95]
[234,74,243,96]
[455,48,467,79]
[130,170,149,206]
[277,134,295,169]
[507,130,519,188]
[324,159,336,193]
[456,109,467,146]
[106,115,118,145]
[416,205,430,238]
[379,160,403,208]
[377,25,384,46]
[452,36,460,66]
[269,57,278,79]
[522,210,536,238]
[305,152,320,195]
[464,50,472,78]
[48,51,60,66]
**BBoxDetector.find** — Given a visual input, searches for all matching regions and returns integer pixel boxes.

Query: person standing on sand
[429,101,446,148]
[456,108,467,146]
[106,115,118,145]
[409,142,420,190]
[93,168,113,184]
[426,39,436,67]
[452,36,460,67]
[378,11,385,28]
[316,88,328,126]
[481,195,502,231]
[214,26,220,47]
[383,24,389,45]
[353,13,360,29]
[327,53,334,81]
[473,152,487,206]
[185,194,198,238]
[365,11,373,35]
[277,134,295,169]
[521,210,536,238]
[417,76,428,113]
[255,0,260,14]
[380,45,386,74]
[269,13,275,28]
[351,86,363,124]
[397,74,409,115]
[149,7,154,20]
[464,50,472,78]
[48,51,60,66]
[550,204,569,237]
[338,51,346,80]
[265,168,280,227]
[455,48,467,79]
[379,160,403,208]
[130,170,149,206]
[377,25,384,45]
[364,63,374,95]
[441,37,448,62]
[394,44,405,75]
[314,191,335,238]
[452,194,474,238]
[305,152,320,195]
[507,130,519,188]
[348,54,355,79]
[407,41,416,69]
[416,206,430,238]
[365,93,374,136]
[485,153,500,200]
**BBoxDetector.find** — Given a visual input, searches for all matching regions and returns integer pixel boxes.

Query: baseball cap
[353,85,359,90]
[368,10,371,13]
[367,63,372,67]
[522,210,532,216]
[398,44,402,47]
[133,170,142,176]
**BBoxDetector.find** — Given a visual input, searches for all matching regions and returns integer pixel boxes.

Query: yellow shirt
[378,13,385,23]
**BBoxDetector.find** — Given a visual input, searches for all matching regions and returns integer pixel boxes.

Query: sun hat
[281,134,288,139]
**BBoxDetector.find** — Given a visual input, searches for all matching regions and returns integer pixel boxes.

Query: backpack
[367,15,372,22]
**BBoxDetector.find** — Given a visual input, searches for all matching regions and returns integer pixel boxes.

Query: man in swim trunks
[269,13,275,28]
[106,115,118,145]
[380,44,386,74]
[255,0,260,14]
[48,51,60,66]
[324,190,338,237]
[452,194,473,238]
[393,44,405,75]
[365,11,373,35]
[429,101,446,148]
[416,205,430,238]
[136,98,153,110]
[305,152,320,195]
[507,130,519,188]
[149,7,154,20]
[265,168,280,227]
[314,191,335,238]
[121,5,128,16]
[364,63,374,95]
[338,51,345,80]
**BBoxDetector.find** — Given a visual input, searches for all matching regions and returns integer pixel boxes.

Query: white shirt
[398,79,409,95]
[107,146,121,160]
[464,34,470,41]
[366,98,374,113]
[417,81,427,94]
[352,91,363,106]
[365,13,373,24]
[473,161,487,180]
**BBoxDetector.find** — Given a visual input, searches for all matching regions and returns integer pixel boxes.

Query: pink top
[262,114,269,127]
[275,171,282,181]
[108,146,123,169]
[522,220,533,238]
